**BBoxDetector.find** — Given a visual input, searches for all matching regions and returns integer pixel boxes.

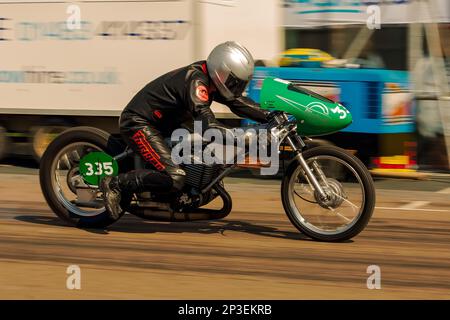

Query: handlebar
[267,111,297,132]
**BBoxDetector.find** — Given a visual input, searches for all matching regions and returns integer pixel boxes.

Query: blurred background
[0,0,449,300]
[0,0,449,174]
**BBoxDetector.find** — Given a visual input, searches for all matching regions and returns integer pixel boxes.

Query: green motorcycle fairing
[259,77,352,136]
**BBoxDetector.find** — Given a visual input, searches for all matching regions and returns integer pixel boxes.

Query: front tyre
[39,126,126,228]
[282,146,375,242]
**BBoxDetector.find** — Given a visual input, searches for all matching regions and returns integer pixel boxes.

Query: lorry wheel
[0,126,10,161]
[30,125,70,163]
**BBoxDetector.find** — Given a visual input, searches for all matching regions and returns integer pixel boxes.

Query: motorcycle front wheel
[281,146,375,242]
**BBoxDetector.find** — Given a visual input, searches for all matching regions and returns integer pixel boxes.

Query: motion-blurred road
[0,162,449,299]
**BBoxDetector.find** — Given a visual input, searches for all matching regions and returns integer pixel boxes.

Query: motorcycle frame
[111,120,328,201]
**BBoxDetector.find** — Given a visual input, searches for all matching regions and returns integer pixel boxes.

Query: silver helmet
[206,41,255,101]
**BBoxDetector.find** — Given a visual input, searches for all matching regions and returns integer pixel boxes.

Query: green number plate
[79,151,119,185]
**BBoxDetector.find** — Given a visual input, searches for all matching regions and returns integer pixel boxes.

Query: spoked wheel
[54,142,105,215]
[282,146,375,241]
[40,127,128,228]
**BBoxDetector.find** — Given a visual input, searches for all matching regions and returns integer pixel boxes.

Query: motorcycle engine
[181,163,222,190]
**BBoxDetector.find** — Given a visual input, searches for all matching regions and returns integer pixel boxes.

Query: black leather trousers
[117,111,186,193]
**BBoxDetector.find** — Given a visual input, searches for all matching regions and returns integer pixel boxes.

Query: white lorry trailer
[0,0,282,161]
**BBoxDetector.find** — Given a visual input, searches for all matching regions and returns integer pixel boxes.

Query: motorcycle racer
[100,41,270,219]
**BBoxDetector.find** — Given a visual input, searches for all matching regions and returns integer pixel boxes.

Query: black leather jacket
[123,60,268,136]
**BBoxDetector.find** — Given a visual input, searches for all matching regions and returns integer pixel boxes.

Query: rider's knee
[168,168,186,191]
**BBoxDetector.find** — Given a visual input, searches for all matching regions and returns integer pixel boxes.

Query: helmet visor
[223,72,249,98]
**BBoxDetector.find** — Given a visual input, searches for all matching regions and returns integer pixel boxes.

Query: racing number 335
[84,162,114,176]
[79,152,118,185]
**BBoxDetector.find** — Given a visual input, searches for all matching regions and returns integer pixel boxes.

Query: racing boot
[100,176,123,220]
[101,169,175,219]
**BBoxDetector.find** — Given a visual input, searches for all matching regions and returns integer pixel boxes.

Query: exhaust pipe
[130,184,232,221]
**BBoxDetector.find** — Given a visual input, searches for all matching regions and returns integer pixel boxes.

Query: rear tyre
[39,126,128,228]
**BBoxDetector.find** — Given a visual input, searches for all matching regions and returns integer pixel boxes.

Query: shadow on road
[14,213,325,242]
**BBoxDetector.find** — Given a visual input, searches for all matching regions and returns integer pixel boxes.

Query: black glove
[261,108,272,123]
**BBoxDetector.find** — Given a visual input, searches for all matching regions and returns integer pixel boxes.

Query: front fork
[285,133,328,200]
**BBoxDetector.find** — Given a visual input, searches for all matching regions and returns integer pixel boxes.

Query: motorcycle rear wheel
[39,126,128,228]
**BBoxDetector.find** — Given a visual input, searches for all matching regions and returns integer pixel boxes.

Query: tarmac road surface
[0,168,449,299]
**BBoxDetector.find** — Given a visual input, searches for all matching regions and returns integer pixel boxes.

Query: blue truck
[246,67,415,168]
